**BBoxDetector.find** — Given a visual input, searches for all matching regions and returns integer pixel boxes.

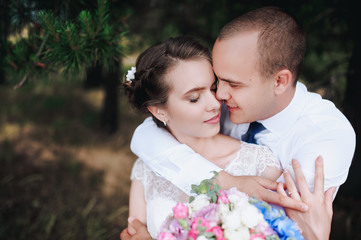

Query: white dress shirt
[131,82,356,194]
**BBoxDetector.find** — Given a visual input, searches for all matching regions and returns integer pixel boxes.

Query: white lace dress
[130,141,281,239]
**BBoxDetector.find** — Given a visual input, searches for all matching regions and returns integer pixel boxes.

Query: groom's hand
[278,157,335,240]
[120,218,152,240]
[215,171,309,212]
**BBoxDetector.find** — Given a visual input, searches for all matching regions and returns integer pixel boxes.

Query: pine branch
[13,33,49,90]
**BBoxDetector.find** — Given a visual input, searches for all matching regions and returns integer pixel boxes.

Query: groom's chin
[229,113,246,125]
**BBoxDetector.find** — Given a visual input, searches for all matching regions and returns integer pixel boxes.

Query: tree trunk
[84,64,103,89]
[100,64,120,134]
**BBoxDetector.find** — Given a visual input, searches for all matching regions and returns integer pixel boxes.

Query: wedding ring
[288,191,298,196]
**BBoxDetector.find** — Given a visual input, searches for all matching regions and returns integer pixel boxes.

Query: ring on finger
[288,191,298,196]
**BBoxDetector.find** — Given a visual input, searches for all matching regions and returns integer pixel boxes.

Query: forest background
[0,0,360,239]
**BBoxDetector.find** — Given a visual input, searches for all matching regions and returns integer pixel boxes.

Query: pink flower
[192,203,220,224]
[188,217,211,239]
[158,232,176,240]
[188,228,198,240]
[217,190,230,204]
[172,203,188,219]
[208,226,225,240]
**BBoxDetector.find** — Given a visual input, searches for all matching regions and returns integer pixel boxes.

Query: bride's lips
[204,114,220,124]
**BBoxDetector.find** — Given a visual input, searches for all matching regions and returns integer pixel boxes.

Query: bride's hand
[214,171,309,212]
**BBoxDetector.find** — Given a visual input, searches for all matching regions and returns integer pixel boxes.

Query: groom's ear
[147,105,167,122]
[273,69,293,95]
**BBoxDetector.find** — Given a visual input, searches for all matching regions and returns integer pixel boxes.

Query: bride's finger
[277,182,287,196]
[283,168,301,201]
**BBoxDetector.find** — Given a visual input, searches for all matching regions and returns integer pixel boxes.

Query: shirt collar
[258,81,307,135]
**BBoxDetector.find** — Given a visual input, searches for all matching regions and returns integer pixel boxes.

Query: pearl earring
[163,120,167,127]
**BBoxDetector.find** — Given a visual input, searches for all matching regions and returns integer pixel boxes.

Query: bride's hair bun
[123,36,211,128]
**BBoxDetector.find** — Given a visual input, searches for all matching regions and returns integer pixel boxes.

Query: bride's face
[162,59,221,142]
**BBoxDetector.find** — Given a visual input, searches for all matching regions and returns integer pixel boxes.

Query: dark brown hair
[123,36,211,128]
[218,6,305,84]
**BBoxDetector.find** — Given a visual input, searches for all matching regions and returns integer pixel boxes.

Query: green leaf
[178,219,189,230]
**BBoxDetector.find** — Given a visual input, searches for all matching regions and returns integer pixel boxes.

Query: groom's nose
[216,80,231,101]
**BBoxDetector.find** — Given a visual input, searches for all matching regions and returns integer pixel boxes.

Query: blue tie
[242,122,265,144]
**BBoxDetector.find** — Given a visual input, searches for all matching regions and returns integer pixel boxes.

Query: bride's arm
[128,180,146,235]
[261,167,282,180]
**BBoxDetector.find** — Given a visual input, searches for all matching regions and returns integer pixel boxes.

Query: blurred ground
[0,80,360,239]
[0,80,143,239]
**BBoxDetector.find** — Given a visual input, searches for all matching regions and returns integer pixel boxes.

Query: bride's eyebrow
[183,87,205,96]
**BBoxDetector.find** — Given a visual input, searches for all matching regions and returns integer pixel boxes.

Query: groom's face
[212,31,277,124]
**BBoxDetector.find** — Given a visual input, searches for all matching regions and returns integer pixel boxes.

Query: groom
[123,6,355,239]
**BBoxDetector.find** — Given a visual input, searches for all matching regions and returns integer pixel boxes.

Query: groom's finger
[283,168,301,201]
[313,156,324,194]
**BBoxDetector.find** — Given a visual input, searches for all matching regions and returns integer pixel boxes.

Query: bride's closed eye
[189,96,200,103]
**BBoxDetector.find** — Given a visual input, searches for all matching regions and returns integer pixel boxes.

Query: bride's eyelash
[190,97,199,103]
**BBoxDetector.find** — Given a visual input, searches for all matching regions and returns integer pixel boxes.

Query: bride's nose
[206,92,221,112]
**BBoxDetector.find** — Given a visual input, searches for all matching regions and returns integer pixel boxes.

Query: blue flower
[250,199,304,240]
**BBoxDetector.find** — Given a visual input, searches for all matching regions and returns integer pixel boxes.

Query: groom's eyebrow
[218,77,242,85]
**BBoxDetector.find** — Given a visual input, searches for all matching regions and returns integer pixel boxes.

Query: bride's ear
[147,105,167,122]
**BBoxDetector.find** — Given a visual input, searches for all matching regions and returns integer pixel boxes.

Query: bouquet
[158,174,303,240]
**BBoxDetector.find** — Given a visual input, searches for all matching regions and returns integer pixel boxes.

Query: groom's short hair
[218,6,306,84]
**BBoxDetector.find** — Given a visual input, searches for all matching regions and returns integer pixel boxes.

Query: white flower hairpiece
[126,67,136,82]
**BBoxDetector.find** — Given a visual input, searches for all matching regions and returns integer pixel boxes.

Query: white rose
[221,210,242,230]
[239,204,263,228]
[229,195,248,209]
[189,194,210,212]
[218,202,230,215]
[224,226,250,240]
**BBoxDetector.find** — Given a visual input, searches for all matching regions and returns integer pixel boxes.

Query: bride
[123,36,282,238]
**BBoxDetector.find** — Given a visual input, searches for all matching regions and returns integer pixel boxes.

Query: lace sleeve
[130,159,146,182]
[224,142,281,177]
[253,144,282,176]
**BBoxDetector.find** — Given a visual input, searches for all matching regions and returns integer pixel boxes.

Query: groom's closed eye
[219,78,245,88]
